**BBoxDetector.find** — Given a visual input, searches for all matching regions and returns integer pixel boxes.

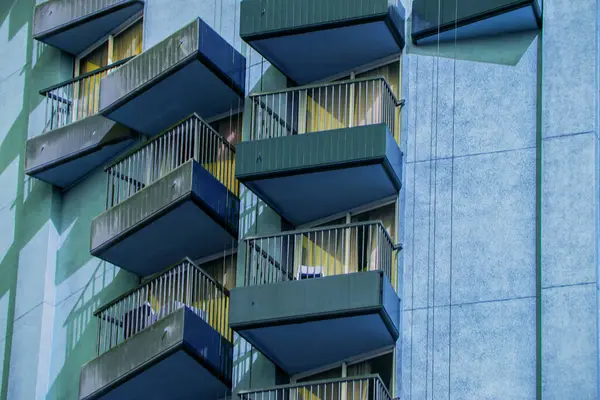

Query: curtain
[113,19,143,62]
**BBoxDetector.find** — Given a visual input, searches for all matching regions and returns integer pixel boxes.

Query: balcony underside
[80,308,232,400]
[100,18,246,136]
[25,116,137,189]
[101,57,243,136]
[236,125,402,226]
[91,161,238,275]
[229,271,400,374]
[412,0,541,45]
[33,0,144,55]
[241,0,404,84]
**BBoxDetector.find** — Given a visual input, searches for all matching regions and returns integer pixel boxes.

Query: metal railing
[237,374,392,400]
[104,114,239,209]
[40,57,132,132]
[243,221,395,289]
[94,258,232,356]
[248,77,400,141]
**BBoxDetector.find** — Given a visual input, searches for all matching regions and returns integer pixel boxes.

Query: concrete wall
[541,0,599,398]
[0,2,140,399]
[400,0,599,399]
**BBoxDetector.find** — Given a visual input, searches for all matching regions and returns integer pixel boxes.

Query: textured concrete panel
[452,149,536,303]
[542,284,598,399]
[542,133,596,287]
[405,40,537,162]
[451,298,536,399]
[542,0,597,138]
[405,55,435,163]
[453,39,537,155]
[402,306,451,400]
[403,159,452,310]
[400,310,412,399]
[406,308,427,400]
[143,0,240,52]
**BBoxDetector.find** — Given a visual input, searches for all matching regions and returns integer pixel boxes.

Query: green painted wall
[0,2,138,399]
[0,1,286,399]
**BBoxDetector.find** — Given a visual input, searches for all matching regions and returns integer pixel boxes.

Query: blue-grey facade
[0,1,598,400]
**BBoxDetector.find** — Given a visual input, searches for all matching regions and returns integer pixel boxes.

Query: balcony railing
[40,57,132,132]
[243,221,395,289]
[104,114,238,209]
[248,77,400,141]
[94,258,232,356]
[238,375,392,400]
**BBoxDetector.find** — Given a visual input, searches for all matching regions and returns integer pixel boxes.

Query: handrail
[244,220,393,245]
[94,257,232,356]
[104,113,239,209]
[248,76,400,141]
[237,374,392,400]
[39,56,134,96]
[105,113,235,170]
[250,75,400,106]
[40,57,133,132]
[94,257,229,316]
[243,220,396,288]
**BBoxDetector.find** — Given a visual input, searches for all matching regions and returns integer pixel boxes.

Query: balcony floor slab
[230,271,400,374]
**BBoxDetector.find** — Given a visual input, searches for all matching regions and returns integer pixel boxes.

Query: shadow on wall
[0,2,133,400]
[45,168,138,400]
[56,170,112,285]
[405,17,539,66]
[46,261,137,400]
[0,0,53,398]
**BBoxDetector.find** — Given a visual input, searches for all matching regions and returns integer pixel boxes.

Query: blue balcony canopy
[99,18,246,136]
[237,124,402,226]
[240,0,405,84]
[33,0,144,55]
[91,159,239,276]
[91,115,239,276]
[230,271,400,374]
[411,0,542,45]
[80,307,232,400]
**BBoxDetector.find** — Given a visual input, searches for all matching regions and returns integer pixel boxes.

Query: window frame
[74,12,144,77]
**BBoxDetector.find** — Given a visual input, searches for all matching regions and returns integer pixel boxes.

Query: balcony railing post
[247,77,397,145]
[243,221,394,289]
[40,57,134,132]
[103,114,237,209]
[93,259,231,356]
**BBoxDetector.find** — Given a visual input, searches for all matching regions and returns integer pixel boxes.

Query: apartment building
[0,0,597,399]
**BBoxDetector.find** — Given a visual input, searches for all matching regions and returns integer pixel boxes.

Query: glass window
[351,202,396,242]
[113,19,143,62]
[209,112,243,146]
[198,253,237,290]
[347,352,394,391]
[76,18,143,76]
[78,42,109,74]
[71,18,143,121]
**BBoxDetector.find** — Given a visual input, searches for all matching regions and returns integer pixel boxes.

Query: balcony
[411,0,542,45]
[25,59,138,189]
[99,18,246,136]
[79,258,233,400]
[229,222,400,374]
[239,375,392,400]
[240,0,405,84]
[33,0,144,55]
[236,77,402,226]
[90,114,239,276]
